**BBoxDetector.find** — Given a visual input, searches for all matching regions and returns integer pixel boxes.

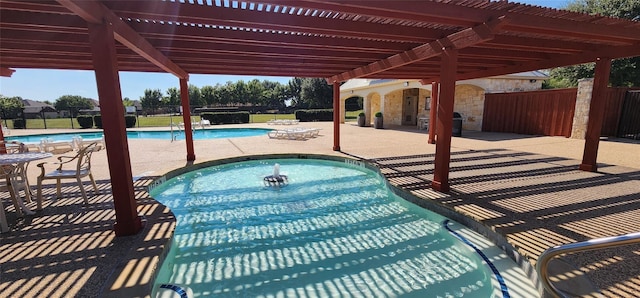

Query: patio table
[0,152,53,233]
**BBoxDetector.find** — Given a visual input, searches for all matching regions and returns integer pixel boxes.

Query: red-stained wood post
[428,82,439,144]
[180,78,196,161]
[333,82,341,151]
[432,49,458,193]
[580,57,611,172]
[88,22,143,236]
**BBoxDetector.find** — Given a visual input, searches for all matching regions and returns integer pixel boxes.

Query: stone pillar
[571,78,594,139]
[363,95,371,126]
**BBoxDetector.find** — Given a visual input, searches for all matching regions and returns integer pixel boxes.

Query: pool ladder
[536,231,640,297]
[170,122,183,142]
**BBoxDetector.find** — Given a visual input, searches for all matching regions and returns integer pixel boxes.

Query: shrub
[77,115,94,129]
[12,119,25,129]
[93,115,102,129]
[201,112,250,124]
[125,115,137,128]
[375,112,383,117]
[294,109,333,122]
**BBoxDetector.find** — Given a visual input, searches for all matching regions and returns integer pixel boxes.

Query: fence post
[41,110,48,129]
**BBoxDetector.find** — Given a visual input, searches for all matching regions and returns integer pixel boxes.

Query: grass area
[4,110,363,130]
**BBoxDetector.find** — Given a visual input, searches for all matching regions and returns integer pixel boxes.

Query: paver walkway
[1,122,638,297]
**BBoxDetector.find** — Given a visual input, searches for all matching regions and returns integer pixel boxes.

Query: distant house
[78,99,101,115]
[340,71,549,131]
[22,99,57,119]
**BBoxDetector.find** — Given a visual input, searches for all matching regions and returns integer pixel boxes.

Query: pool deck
[1,122,639,297]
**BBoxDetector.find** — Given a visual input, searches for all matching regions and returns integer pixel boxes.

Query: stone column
[571,78,594,139]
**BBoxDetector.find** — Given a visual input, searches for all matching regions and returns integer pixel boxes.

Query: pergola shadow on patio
[1,1,640,297]
[0,131,639,297]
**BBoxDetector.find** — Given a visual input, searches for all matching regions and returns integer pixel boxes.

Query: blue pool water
[150,159,507,297]
[6,128,271,143]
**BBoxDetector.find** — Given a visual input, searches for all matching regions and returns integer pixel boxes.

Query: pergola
[1,0,639,236]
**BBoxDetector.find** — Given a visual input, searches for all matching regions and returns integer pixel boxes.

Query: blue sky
[0,0,567,102]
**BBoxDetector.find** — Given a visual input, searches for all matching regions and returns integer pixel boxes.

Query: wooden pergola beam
[450,45,640,82]
[300,0,640,43]
[0,67,15,77]
[327,17,506,83]
[107,1,448,43]
[56,0,188,79]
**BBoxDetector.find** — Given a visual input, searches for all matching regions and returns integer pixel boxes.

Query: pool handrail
[536,231,640,297]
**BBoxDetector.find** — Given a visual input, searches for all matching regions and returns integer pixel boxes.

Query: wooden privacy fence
[482,88,636,138]
[483,89,577,137]
[617,90,640,139]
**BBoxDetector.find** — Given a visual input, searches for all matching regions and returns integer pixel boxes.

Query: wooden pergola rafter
[1,0,639,236]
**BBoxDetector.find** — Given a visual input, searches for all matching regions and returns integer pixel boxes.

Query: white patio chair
[0,141,35,216]
[36,142,100,208]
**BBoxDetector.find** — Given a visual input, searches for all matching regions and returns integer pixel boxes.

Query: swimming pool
[5,128,271,143]
[150,158,536,297]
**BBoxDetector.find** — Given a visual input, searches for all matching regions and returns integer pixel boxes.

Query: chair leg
[23,183,32,205]
[0,199,8,233]
[89,173,98,194]
[56,179,61,198]
[77,178,89,204]
[36,178,43,210]
[9,191,23,217]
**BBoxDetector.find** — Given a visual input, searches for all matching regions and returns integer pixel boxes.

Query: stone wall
[571,79,594,139]
[483,78,543,93]
[384,90,403,125]
[454,85,485,131]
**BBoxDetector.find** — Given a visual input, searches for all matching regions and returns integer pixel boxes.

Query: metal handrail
[536,231,640,297]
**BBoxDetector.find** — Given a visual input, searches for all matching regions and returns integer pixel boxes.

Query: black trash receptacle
[452,112,463,137]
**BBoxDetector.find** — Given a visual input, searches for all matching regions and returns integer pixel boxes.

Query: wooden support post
[428,82,439,144]
[88,22,143,236]
[333,82,341,151]
[580,57,611,172]
[180,78,196,161]
[432,49,458,193]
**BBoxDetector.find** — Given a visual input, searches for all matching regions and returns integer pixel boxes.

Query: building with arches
[340,71,548,131]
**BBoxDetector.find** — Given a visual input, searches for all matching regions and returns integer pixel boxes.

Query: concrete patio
[1,122,639,297]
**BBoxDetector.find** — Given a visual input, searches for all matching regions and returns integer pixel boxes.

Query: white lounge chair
[72,136,105,151]
[38,138,74,154]
[268,129,306,140]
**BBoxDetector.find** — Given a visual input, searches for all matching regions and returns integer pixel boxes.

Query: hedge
[77,115,94,129]
[93,114,136,128]
[12,119,25,129]
[294,109,333,122]
[125,115,136,128]
[200,112,250,124]
[93,115,102,129]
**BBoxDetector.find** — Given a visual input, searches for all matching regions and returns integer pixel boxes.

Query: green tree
[163,87,181,110]
[547,0,640,88]
[246,79,264,105]
[122,97,134,106]
[188,84,205,108]
[299,78,333,109]
[200,85,216,106]
[54,95,94,117]
[0,95,25,119]
[288,77,303,106]
[140,89,163,115]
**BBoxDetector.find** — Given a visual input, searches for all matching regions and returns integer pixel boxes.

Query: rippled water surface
[150,159,497,297]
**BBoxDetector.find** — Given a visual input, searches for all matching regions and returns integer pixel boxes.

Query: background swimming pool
[150,159,503,297]
[6,128,271,143]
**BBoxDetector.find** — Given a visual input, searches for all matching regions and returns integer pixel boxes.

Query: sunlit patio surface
[1,122,639,297]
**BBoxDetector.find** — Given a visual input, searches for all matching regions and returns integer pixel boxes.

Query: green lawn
[3,110,363,130]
